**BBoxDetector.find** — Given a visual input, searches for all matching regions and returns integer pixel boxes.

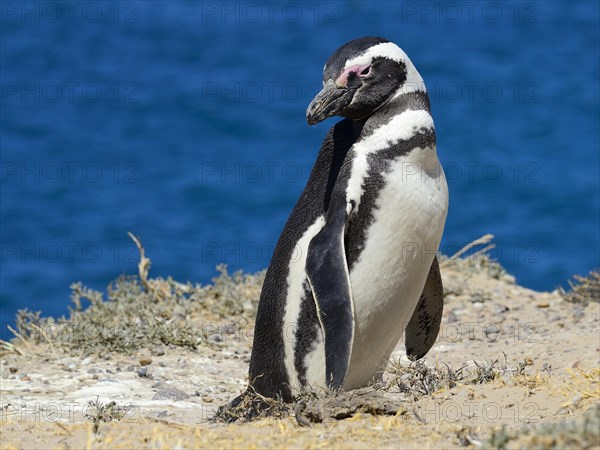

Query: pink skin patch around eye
[335,64,371,87]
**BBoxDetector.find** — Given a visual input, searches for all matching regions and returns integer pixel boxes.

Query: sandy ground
[1,262,599,449]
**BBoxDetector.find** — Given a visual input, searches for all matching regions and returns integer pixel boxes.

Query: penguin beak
[306,79,355,125]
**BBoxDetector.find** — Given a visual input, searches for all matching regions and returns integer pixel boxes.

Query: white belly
[343,149,448,389]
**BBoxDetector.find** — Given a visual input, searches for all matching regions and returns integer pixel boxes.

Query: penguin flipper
[405,256,444,360]
[305,213,353,391]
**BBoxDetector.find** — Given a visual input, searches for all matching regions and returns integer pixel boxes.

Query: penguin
[245,37,448,402]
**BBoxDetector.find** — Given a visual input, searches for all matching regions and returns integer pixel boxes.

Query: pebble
[483,324,501,337]
[153,388,190,401]
[446,312,458,323]
[470,293,485,303]
[87,368,100,374]
[202,396,213,403]
[204,365,218,375]
[177,359,189,369]
[153,347,166,357]
[8,367,17,374]
[573,309,585,320]
[155,410,168,418]
[139,357,153,366]
[208,334,223,344]
[537,301,549,308]
[494,304,509,314]
[19,374,31,382]
[137,368,151,378]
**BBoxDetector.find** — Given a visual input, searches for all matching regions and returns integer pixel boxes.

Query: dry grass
[10,234,264,355]
[439,234,513,282]
[559,270,600,304]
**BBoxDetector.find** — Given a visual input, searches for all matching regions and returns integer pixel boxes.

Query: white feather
[282,215,325,391]
[346,109,434,211]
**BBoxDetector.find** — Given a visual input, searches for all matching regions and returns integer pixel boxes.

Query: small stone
[8,367,17,374]
[139,357,153,366]
[43,379,50,385]
[177,359,189,370]
[208,334,223,343]
[202,396,213,403]
[105,369,113,374]
[126,365,135,372]
[537,301,549,308]
[155,410,168,418]
[19,374,31,382]
[446,311,458,323]
[81,357,93,366]
[470,293,485,303]
[152,347,166,357]
[494,304,509,314]
[153,388,190,401]
[573,309,585,320]
[484,324,501,337]
[87,368,99,374]
[137,368,151,378]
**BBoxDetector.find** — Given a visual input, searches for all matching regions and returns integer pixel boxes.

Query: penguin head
[306,37,426,125]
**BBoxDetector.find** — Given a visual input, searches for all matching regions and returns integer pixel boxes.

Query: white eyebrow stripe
[344,42,427,94]
[344,42,406,67]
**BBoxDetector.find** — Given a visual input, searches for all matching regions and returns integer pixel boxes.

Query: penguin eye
[360,66,371,76]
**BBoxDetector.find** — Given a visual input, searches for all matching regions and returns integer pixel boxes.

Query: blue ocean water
[1,1,599,331]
